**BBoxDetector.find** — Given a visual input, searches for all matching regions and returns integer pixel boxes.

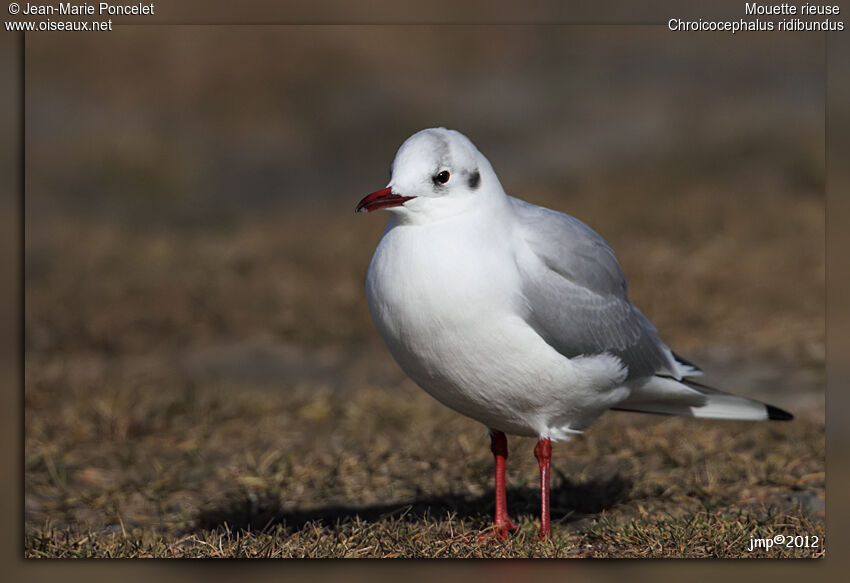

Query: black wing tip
[672,351,703,373]
[767,404,794,421]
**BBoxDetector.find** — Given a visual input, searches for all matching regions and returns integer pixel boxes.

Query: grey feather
[507,197,793,421]
[509,196,680,379]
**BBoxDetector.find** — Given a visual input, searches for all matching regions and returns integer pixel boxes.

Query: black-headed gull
[356,128,792,540]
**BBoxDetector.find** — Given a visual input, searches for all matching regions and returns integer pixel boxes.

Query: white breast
[365,211,631,439]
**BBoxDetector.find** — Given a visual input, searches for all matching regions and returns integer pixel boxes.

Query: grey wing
[509,197,684,380]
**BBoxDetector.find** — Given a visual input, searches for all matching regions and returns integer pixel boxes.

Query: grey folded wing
[509,196,681,380]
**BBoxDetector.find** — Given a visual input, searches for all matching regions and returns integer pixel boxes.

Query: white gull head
[356,128,504,224]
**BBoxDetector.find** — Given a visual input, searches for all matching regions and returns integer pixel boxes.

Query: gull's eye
[434,170,450,185]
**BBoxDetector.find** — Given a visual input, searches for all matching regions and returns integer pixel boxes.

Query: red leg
[479,430,517,540]
[534,438,552,540]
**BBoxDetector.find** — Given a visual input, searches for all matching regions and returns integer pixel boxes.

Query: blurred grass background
[24,26,824,557]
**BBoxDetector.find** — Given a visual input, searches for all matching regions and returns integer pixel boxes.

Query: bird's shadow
[193,473,632,533]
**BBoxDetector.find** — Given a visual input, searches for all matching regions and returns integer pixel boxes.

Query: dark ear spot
[468,170,480,189]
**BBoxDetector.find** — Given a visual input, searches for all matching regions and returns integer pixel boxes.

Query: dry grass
[25,509,825,558]
[24,377,824,558]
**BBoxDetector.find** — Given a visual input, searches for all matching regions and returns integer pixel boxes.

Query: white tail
[613,376,793,421]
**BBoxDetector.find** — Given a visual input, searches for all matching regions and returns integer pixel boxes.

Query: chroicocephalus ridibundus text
[356,128,792,540]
